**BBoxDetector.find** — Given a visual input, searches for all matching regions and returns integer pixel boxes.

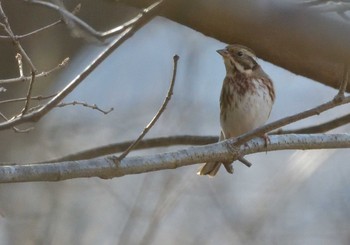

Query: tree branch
[0,0,163,131]
[41,93,350,163]
[118,54,179,160]
[0,57,69,85]
[273,113,350,134]
[1,134,349,183]
[56,101,113,115]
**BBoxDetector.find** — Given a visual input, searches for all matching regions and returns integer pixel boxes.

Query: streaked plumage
[198,44,275,176]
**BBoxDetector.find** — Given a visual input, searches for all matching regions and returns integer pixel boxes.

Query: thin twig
[0,2,37,72]
[0,57,69,85]
[21,72,36,115]
[0,20,61,41]
[0,0,163,131]
[118,55,179,161]
[0,2,38,115]
[16,53,24,78]
[56,101,114,115]
[0,94,57,105]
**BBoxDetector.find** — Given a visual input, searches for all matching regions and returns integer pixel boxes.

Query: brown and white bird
[198,44,275,176]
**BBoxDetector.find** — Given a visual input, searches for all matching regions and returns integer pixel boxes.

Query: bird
[197,44,275,176]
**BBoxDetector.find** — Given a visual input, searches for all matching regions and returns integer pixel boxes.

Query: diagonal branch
[273,113,350,134]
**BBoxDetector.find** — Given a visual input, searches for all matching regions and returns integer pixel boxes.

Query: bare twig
[0,2,39,115]
[0,94,57,105]
[0,2,37,72]
[25,0,163,41]
[0,0,163,131]
[0,57,69,85]
[16,53,24,78]
[56,101,114,115]
[21,72,36,115]
[0,20,61,41]
[118,55,179,161]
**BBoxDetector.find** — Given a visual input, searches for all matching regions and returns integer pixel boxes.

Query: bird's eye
[237,51,243,57]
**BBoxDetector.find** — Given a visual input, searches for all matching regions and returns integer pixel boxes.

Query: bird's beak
[216,49,228,57]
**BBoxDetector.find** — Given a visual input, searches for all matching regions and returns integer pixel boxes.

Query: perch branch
[0,134,350,182]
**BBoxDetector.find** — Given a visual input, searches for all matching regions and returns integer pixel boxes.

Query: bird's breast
[220,78,274,138]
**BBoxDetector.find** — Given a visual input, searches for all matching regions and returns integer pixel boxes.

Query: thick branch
[123,0,350,91]
[0,134,349,183]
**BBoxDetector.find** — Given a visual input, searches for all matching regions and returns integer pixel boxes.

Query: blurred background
[0,0,350,244]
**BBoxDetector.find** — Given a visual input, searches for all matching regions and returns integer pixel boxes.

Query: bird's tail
[197,162,221,177]
[197,161,234,177]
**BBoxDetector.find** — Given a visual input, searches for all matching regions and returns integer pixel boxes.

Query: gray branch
[1,133,349,183]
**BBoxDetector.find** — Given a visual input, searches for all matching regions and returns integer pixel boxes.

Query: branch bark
[0,134,349,183]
